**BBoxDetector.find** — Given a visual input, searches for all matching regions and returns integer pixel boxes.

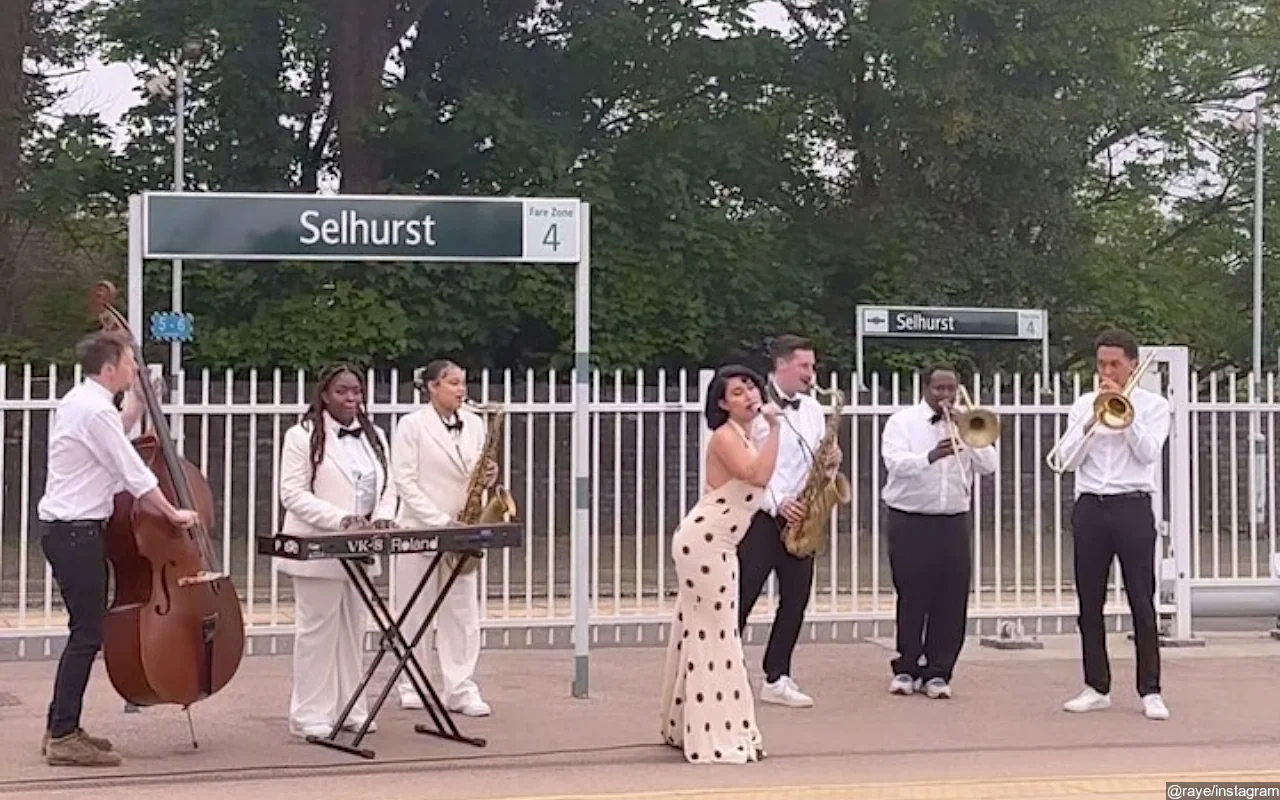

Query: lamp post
[1253,102,1266,528]
[171,51,185,391]
[143,42,201,394]
[1233,98,1267,525]
[171,40,201,392]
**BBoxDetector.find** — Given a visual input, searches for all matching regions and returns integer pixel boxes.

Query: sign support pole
[855,321,866,392]
[1040,313,1051,388]
[572,203,591,699]
[128,194,144,339]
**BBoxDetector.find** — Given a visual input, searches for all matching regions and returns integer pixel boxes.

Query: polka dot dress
[658,476,765,764]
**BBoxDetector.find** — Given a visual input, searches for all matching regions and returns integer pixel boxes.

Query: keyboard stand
[306,551,487,759]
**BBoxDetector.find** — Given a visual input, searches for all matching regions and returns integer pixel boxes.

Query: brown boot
[44,731,122,766]
[42,728,114,756]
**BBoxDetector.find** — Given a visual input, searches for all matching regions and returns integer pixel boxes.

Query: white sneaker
[760,676,814,708]
[449,695,491,717]
[341,717,377,733]
[1063,686,1111,713]
[923,678,952,699]
[1142,694,1169,720]
[398,689,425,710]
[888,674,916,695]
[289,721,333,739]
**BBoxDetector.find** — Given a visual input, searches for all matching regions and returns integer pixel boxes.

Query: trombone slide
[943,406,974,487]
[1044,416,1095,473]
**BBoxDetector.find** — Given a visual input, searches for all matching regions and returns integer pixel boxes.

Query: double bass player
[36,331,198,767]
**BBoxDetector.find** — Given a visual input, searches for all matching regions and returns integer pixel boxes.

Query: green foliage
[190,279,413,372]
[4,0,1280,378]
[1,1,119,357]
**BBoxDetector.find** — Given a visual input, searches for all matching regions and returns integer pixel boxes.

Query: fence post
[1156,346,1199,646]
[697,369,714,496]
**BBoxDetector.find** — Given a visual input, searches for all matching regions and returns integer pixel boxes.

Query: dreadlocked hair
[302,363,389,496]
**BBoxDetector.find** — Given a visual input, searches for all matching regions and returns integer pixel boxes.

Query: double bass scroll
[89,280,245,712]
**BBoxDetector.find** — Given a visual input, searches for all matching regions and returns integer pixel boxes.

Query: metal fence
[1,360,1276,654]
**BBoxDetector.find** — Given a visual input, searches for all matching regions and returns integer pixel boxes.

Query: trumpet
[943,385,1001,486]
[1045,350,1156,473]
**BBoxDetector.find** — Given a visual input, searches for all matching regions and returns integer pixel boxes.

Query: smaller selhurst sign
[859,305,1044,341]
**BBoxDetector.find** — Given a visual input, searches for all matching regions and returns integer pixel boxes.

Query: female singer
[658,364,781,765]
[276,363,398,738]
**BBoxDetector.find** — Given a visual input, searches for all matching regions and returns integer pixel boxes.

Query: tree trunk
[328,0,391,192]
[326,0,434,192]
[0,0,34,335]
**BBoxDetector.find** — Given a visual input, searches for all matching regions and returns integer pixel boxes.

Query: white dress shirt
[37,379,159,522]
[329,416,378,518]
[1055,386,1169,498]
[881,400,997,515]
[750,378,826,514]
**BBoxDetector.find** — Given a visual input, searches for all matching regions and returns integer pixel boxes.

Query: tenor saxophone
[447,400,518,576]
[781,386,852,559]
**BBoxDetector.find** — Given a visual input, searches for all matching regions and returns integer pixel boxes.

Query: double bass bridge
[177,571,228,587]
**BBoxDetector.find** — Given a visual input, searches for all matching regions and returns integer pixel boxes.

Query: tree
[760,0,1279,374]
[1,0,116,358]
[0,0,35,339]
[10,0,1280,376]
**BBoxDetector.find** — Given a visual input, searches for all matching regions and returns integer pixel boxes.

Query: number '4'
[542,223,559,251]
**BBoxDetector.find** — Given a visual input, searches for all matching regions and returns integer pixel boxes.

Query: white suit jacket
[391,405,486,529]
[275,414,399,581]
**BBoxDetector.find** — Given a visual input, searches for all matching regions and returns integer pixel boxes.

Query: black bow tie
[337,426,363,439]
[443,417,463,433]
[929,413,943,425]
[770,387,799,410]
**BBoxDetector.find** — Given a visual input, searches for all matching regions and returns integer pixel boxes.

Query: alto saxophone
[447,400,518,576]
[781,386,852,559]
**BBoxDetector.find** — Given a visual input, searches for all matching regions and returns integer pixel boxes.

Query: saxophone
[781,386,851,559]
[446,400,518,576]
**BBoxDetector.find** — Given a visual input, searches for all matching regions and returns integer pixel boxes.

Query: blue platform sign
[150,311,194,343]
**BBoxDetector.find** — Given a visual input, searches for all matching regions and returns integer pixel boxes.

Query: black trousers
[737,510,814,682]
[40,520,109,738]
[1072,492,1161,697]
[886,507,971,683]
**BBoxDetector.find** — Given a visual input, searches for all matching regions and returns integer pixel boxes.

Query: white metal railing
[1,363,1276,644]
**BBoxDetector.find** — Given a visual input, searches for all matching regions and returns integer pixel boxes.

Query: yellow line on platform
[487,771,1280,800]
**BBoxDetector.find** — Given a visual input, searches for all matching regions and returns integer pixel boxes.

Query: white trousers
[290,575,370,729]
[392,552,482,707]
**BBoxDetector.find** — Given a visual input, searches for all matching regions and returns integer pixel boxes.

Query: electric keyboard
[261,520,522,759]
[258,522,523,561]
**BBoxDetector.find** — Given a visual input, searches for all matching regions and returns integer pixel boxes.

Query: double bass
[89,281,244,736]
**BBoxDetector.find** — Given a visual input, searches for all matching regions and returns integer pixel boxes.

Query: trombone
[944,385,1001,486]
[1045,350,1157,473]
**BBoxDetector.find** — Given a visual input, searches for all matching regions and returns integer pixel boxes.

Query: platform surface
[0,631,1277,799]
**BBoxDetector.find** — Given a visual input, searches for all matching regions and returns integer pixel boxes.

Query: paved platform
[0,632,1277,799]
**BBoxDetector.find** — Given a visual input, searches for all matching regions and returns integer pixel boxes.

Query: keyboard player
[276,364,399,739]
[391,359,498,718]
